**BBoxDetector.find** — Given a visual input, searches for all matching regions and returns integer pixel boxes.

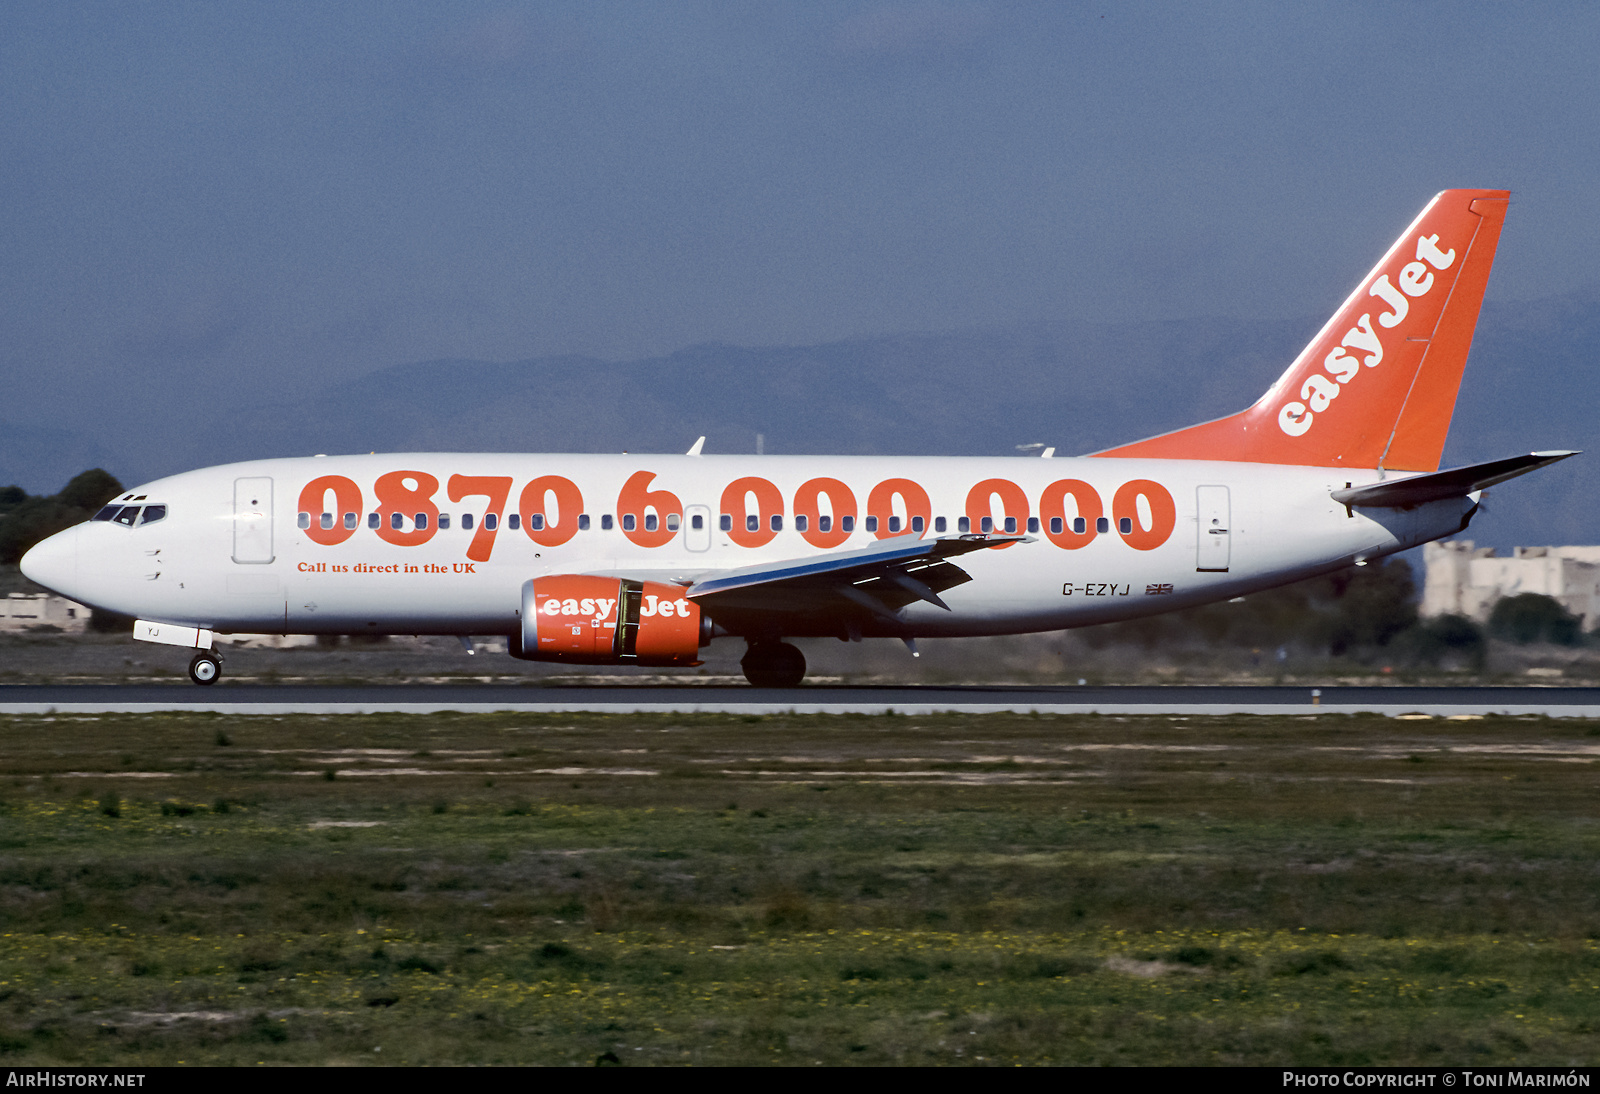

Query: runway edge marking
[5,702,1600,717]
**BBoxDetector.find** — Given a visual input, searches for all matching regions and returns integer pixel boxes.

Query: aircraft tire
[741,641,806,688]
[188,653,222,686]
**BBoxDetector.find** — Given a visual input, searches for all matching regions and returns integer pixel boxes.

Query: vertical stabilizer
[1094,190,1509,471]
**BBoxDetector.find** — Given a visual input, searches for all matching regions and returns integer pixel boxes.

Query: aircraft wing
[685,532,1026,622]
[1331,451,1579,509]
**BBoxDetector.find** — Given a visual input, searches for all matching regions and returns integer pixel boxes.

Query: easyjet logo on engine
[1277,233,1456,438]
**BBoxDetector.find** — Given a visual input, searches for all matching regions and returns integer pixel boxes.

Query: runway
[4,683,1600,717]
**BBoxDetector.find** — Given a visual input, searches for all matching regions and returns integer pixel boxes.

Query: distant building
[1422,541,1600,629]
[0,593,91,632]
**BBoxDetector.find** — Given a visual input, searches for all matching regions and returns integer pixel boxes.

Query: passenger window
[958,517,970,532]
[1027,517,1039,534]
[1096,517,1110,534]
[667,514,680,531]
[415,513,428,530]
[981,517,993,533]
[529,514,543,530]
[345,512,358,529]
[368,513,380,529]
[691,514,703,530]
[645,514,658,532]
[720,514,732,532]
[934,517,946,533]
[297,512,311,529]
[1004,517,1016,534]
[391,512,404,530]
[795,515,808,532]
[771,515,783,532]
[485,514,498,531]
[1050,517,1063,535]
[745,514,758,532]
[1074,517,1086,535]
[818,515,830,533]
[841,516,854,532]
[462,513,474,530]
[579,514,591,531]
[623,514,636,531]
[1119,517,1132,534]
[507,514,519,530]
[320,512,333,530]
[437,513,449,530]
[888,516,900,533]
[912,516,924,533]
[602,514,614,530]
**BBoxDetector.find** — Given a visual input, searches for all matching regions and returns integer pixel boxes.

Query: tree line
[0,469,124,567]
[1079,557,1589,667]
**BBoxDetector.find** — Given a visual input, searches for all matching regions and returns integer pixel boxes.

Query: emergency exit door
[1196,485,1230,572]
[683,505,712,551]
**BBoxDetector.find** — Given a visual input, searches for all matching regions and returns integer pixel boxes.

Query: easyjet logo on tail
[1277,233,1457,438]
[1090,188,1507,471]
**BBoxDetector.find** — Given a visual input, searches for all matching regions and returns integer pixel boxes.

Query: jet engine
[509,574,708,666]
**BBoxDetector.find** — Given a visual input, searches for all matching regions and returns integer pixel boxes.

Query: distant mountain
[189,314,1316,464]
[12,295,1599,550]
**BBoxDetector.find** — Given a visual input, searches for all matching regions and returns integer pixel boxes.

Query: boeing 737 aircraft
[20,189,1576,686]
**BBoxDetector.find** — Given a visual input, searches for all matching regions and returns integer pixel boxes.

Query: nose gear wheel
[188,652,222,686]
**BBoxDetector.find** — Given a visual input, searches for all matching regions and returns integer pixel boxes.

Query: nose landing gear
[188,651,223,686]
[740,641,806,688]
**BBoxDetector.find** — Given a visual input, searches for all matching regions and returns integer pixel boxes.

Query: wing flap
[687,532,1024,618]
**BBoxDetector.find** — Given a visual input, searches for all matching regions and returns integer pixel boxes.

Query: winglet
[1093,190,1510,471]
[686,436,706,457]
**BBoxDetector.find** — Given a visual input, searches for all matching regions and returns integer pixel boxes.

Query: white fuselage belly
[57,453,1470,640]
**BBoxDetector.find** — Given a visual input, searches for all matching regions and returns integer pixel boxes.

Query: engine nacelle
[509,574,707,666]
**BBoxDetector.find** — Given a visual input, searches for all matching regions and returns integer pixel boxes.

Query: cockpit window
[102,504,167,528]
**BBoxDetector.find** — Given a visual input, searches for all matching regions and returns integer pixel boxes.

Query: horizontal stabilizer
[1331,451,1579,508]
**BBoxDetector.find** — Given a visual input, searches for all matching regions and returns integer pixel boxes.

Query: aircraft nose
[19,525,79,598]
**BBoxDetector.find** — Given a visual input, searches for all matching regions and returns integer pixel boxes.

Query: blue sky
[4,2,1598,450]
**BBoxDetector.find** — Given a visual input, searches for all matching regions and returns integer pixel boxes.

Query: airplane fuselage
[19,189,1542,686]
[36,452,1471,640]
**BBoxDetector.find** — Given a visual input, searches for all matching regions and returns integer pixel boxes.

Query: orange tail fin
[1093,189,1509,471]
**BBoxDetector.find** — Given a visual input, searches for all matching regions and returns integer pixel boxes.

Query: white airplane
[20,189,1576,686]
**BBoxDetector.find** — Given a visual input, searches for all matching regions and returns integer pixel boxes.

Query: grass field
[0,710,1597,1065]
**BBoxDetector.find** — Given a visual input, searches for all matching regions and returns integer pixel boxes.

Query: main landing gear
[741,641,806,688]
[188,651,223,686]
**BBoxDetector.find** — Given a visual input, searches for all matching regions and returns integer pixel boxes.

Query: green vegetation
[0,710,1596,1065]
[1085,558,1507,667]
[0,469,122,567]
[1489,594,1584,647]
